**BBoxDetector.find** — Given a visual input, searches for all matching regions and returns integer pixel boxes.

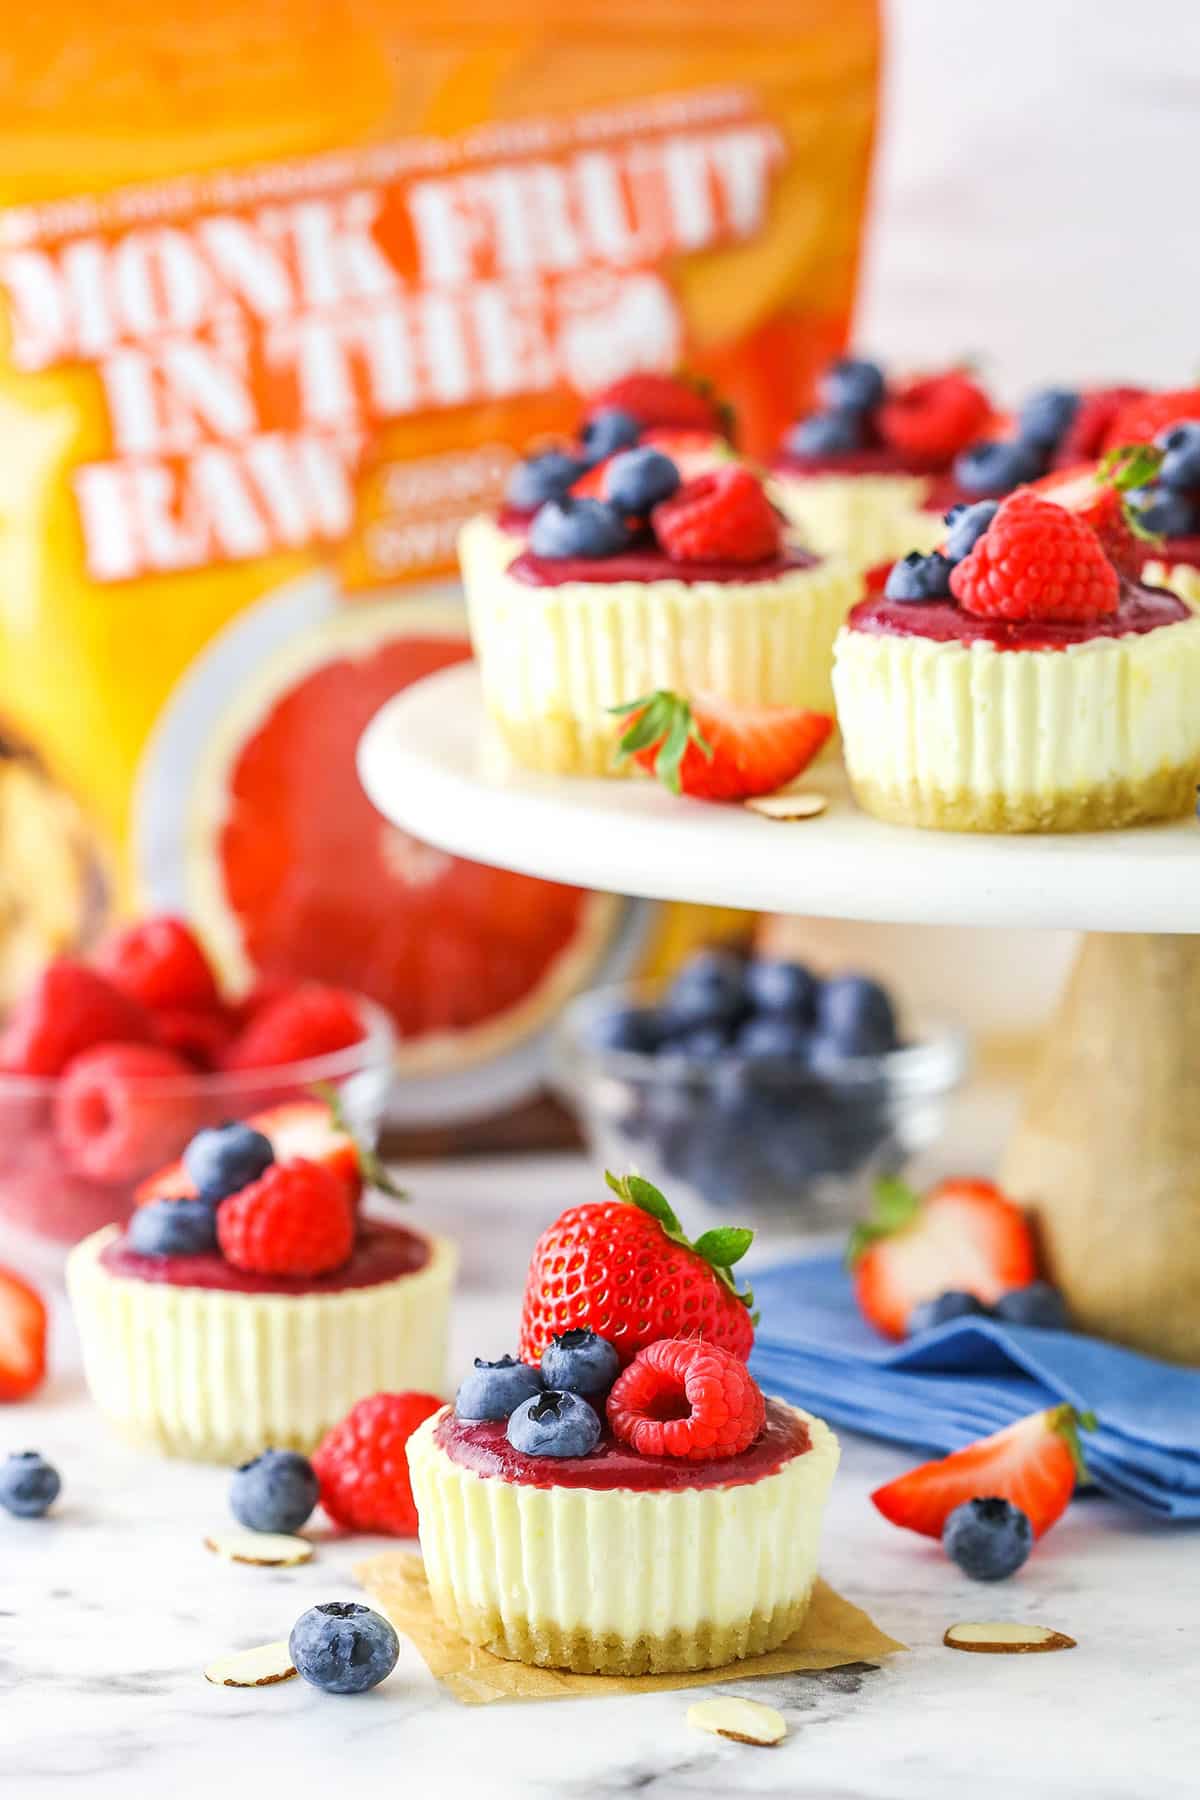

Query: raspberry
[1103,387,1200,453]
[949,491,1119,623]
[651,467,780,564]
[313,1391,443,1535]
[606,1338,766,1461]
[1057,385,1144,463]
[216,1158,354,1276]
[53,1042,197,1183]
[96,916,221,1012]
[586,372,727,436]
[221,983,365,1072]
[878,372,991,461]
[0,960,154,1076]
[152,1005,237,1070]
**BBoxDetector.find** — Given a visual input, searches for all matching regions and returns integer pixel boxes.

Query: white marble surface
[3,1120,1198,1798]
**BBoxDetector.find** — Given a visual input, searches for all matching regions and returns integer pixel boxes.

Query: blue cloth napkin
[749,1253,1200,1520]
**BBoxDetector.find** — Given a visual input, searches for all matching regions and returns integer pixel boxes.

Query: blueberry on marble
[944,499,999,563]
[819,357,885,413]
[816,974,898,1058]
[663,950,746,1029]
[0,1451,60,1518]
[127,1197,219,1257]
[1126,483,1199,538]
[579,407,642,467]
[506,1389,602,1458]
[736,1015,813,1062]
[506,449,584,512]
[230,1448,319,1535]
[942,1497,1033,1581]
[744,958,817,1021]
[1155,422,1200,493]
[604,446,680,514]
[1016,388,1079,450]
[908,1290,989,1334]
[455,1355,543,1421]
[953,439,1045,496]
[529,497,628,559]
[541,1328,620,1398]
[183,1122,274,1204]
[786,410,864,457]
[289,1602,399,1695]
[883,552,954,602]
[992,1281,1070,1331]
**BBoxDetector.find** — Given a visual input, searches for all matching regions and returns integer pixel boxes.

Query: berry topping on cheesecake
[216,1159,355,1278]
[949,491,1120,622]
[607,1338,765,1461]
[455,1354,543,1422]
[541,1327,622,1397]
[780,357,991,472]
[585,371,732,437]
[652,466,780,563]
[507,1388,604,1458]
[613,689,832,800]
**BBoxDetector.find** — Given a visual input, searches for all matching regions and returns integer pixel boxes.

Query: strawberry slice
[0,1265,48,1401]
[848,1176,1037,1340]
[1029,448,1163,576]
[872,1404,1091,1540]
[613,690,832,802]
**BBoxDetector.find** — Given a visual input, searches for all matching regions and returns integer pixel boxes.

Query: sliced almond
[745,792,828,821]
[686,1696,787,1746]
[204,1531,313,1567]
[944,1621,1076,1655]
[204,1642,297,1687]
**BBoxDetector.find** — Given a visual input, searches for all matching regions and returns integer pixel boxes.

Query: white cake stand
[359,664,1200,1364]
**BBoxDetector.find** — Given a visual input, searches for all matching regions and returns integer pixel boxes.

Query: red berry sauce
[497,505,536,533]
[435,1396,809,1493]
[1156,534,1200,570]
[507,545,816,589]
[848,579,1190,654]
[771,446,949,480]
[99,1218,430,1296]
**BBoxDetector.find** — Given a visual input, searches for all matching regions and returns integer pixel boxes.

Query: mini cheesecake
[467,521,857,776]
[834,581,1200,832]
[68,1220,455,1462]
[408,1398,839,1676]
[1143,537,1200,607]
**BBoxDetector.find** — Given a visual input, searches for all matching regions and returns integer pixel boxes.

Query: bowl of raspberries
[557,948,967,1232]
[0,914,394,1249]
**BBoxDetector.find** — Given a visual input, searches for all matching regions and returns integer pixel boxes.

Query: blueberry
[0,1451,60,1518]
[819,357,885,413]
[127,1197,218,1257]
[505,449,584,512]
[289,1601,399,1695]
[579,407,642,467]
[529,497,628,559]
[668,1024,731,1060]
[230,1449,319,1535]
[1016,388,1079,451]
[883,551,954,603]
[953,439,1045,497]
[506,1389,602,1458]
[455,1355,543,1421]
[744,958,817,1020]
[1155,421,1200,493]
[1126,483,1200,538]
[183,1122,274,1204]
[541,1328,620,1397]
[585,1004,658,1054]
[942,1497,1033,1582]
[908,1290,988,1334]
[736,1015,812,1061]
[816,974,898,1057]
[604,446,680,515]
[944,499,999,563]
[786,410,864,457]
[992,1281,1071,1331]
[663,950,746,1029]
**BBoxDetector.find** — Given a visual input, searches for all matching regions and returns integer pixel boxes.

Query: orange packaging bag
[0,1,879,1120]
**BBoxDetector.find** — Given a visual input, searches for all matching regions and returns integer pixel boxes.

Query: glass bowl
[554,983,969,1234]
[0,997,395,1251]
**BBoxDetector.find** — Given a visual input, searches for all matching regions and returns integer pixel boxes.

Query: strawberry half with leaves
[0,1265,48,1401]
[518,1171,756,1368]
[848,1176,1037,1340]
[1030,444,1164,576]
[613,690,832,801]
[872,1403,1093,1540]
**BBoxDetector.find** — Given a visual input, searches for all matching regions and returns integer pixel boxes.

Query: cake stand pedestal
[359,665,1200,1363]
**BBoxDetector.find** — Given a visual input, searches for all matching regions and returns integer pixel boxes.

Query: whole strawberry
[518,1173,755,1368]
[313,1391,443,1535]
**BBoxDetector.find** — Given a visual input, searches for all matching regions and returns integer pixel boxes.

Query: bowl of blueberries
[557,948,968,1232]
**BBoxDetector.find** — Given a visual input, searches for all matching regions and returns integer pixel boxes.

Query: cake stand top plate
[358,666,1200,934]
